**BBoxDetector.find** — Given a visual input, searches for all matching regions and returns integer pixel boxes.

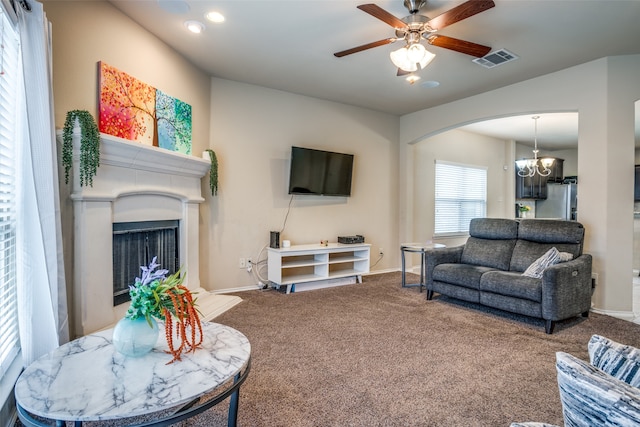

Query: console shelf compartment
[267,243,370,293]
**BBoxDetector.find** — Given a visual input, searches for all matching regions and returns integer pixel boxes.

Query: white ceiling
[110,0,640,148]
[461,112,579,150]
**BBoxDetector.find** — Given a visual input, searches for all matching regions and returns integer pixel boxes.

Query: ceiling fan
[334,0,495,75]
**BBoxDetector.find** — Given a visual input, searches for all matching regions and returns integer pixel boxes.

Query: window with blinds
[0,6,20,378]
[434,160,487,236]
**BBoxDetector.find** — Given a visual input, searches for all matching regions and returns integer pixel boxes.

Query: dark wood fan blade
[397,68,411,76]
[427,34,491,57]
[427,0,495,31]
[334,38,396,57]
[357,4,408,30]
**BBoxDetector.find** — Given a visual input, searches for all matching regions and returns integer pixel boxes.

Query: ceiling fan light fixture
[390,47,416,72]
[390,44,434,72]
[418,48,436,68]
[406,43,426,62]
[335,1,495,77]
[405,74,421,85]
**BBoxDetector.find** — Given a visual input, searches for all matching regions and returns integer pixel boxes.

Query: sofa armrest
[541,254,593,321]
[424,246,464,288]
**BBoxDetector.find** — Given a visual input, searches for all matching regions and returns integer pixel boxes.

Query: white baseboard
[213,285,262,294]
[590,307,636,323]
[365,268,399,275]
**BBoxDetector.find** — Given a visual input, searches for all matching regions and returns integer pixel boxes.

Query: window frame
[0,0,23,412]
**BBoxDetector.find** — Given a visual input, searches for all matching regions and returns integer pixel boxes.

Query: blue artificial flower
[135,256,169,286]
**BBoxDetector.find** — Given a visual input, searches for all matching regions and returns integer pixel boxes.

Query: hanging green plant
[62,110,101,187]
[205,149,219,196]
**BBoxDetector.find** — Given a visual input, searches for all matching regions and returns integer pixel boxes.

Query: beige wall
[413,129,513,248]
[203,78,400,291]
[43,0,212,334]
[42,0,640,319]
[43,1,400,302]
[44,1,211,149]
[401,55,640,318]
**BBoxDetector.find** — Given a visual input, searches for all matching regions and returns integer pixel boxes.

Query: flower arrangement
[127,257,203,363]
[519,205,531,212]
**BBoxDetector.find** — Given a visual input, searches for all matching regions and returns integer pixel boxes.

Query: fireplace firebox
[112,220,180,306]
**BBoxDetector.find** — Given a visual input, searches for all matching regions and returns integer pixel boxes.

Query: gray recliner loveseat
[424,218,593,334]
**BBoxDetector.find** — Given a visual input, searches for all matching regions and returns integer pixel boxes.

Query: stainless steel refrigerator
[535,183,578,220]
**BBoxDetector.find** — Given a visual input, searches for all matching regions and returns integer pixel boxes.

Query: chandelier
[515,116,555,178]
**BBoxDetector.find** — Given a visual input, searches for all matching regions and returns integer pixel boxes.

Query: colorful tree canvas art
[98,62,192,154]
[156,90,192,154]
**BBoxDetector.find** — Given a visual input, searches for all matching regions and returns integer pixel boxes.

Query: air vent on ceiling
[472,49,519,69]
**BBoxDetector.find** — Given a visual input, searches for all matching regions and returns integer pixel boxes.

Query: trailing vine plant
[205,149,218,196]
[62,110,101,187]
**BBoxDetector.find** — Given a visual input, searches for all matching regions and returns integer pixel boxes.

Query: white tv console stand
[267,243,371,294]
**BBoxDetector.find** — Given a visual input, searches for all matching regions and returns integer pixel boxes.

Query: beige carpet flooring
[179,272,640,427]
[19,272,640,426]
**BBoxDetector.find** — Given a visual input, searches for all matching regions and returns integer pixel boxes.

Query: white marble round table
[15,321,251,426]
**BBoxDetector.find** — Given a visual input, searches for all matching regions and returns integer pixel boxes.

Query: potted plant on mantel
[62,110,100,187]
[204,148,218,196]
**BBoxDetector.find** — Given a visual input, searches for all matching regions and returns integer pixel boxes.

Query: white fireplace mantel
[89,133,209,179]
[68,129,218,337]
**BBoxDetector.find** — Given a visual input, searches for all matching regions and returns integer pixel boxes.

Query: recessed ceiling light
[420,80,440,88]
[184,20,205,34]
[205,11,225,23]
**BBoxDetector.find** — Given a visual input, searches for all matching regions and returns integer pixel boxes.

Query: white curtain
[15,0,69,365]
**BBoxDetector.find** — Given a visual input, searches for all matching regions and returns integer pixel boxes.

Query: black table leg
[419,250,425,292]
[401,248,407,287]
[228,372,241,427]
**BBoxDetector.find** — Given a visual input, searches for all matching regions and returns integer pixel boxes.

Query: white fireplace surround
[69,127,235,337]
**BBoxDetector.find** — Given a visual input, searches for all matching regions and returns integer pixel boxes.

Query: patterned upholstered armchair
[511,335,640,427]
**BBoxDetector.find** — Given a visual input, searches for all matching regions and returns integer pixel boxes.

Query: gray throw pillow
[556,351,640,426]
[522,247,561,279]
[558,251,574,262]
[588,334,640,388]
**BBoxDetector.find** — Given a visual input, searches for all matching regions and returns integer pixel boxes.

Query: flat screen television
[288,146,354,197]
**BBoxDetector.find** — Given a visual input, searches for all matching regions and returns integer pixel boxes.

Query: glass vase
[112,316,159,357]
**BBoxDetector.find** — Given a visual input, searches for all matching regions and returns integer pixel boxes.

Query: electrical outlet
[246,258,253,272]
[239,258,245,268]
[379,248,384,255]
